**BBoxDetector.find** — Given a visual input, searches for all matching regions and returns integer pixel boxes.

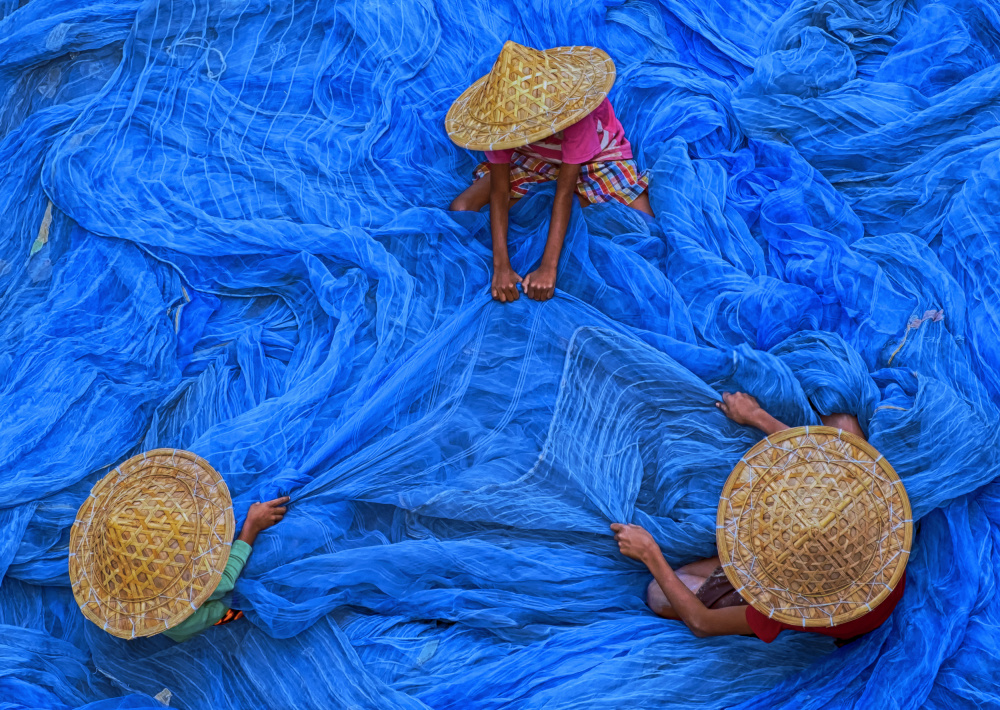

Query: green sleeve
[161,540,252,643]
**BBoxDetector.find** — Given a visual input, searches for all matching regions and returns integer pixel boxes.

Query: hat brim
[445,46,616,152]
[716,426,912,628]
[70,449,234,639]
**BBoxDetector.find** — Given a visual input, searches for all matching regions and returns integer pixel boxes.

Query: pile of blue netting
[2,0,999,707]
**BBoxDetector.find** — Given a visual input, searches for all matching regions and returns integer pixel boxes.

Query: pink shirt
[485,98,633,165]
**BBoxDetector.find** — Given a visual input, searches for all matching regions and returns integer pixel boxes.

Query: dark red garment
[745,573,906,643]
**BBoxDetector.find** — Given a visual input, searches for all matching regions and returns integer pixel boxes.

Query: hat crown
[750,449,881,595]
[70,449,234,638]
[98,475,199,602]
[717,427,911,627]
[470,40,587,127]
[445,40,615,151]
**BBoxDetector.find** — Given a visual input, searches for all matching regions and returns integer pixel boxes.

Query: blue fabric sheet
[1,0,999,707]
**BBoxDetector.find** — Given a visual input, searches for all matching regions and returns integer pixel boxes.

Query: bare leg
[820,413,865,439]
[674,556,722,578]
[629,190,654,217]
[450,175,493,212]
[646,556,721,619]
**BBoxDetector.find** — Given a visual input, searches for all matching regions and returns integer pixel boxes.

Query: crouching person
[69,449,287,642]
[612,392,910,644]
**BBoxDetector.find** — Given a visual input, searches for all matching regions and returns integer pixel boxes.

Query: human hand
[716,391,765,428]
[610,523,661,565]
[522,266,556,301]
[238,496,289,546]
[492,264,522,302]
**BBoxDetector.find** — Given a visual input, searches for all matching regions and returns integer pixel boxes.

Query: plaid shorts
[473,152,649,206]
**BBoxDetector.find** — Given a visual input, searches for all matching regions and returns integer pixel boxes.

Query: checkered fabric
[473,152,649,206]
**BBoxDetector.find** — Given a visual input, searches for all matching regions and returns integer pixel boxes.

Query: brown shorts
[695,567,748,609]
[696,566,859,646]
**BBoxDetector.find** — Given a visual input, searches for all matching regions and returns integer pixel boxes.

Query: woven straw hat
[69,449,235,639]
[717,426,911,627]
[445,40,615,151]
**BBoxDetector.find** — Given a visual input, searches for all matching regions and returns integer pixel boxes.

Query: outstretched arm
[717,391,789,436]
[522,163,581,301]
[718,392,867,440]
[819,412,865,439]
[612,523,752,637]
[237,496,289,547]
[488,162,521,303]
[163,496,289,643]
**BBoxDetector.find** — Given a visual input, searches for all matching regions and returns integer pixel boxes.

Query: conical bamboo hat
[717,427,911,627]
[69,449,235,639]
[446,40,615,151]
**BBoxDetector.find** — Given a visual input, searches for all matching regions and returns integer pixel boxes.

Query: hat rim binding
[716,426,912,628]
[445,43,616,152]
[69,449,234,639]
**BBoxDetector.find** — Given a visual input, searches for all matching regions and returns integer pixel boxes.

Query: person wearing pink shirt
[446,41,653,303]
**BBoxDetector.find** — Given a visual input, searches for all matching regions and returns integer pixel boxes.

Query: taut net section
[717,426,912,627]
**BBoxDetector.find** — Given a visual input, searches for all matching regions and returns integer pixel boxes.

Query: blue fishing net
[1,0,999,707]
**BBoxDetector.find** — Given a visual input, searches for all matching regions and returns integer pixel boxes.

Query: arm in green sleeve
[161,540,252,643]
[211,539,252,597]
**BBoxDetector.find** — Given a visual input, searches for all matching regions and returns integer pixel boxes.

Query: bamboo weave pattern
[69,449,234,639]
[717,426,911,627]
[446,41,615,151]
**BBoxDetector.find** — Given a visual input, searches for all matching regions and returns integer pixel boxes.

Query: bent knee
[449,197,473,212]
[646,579,672,618]
[819,412,864,438]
